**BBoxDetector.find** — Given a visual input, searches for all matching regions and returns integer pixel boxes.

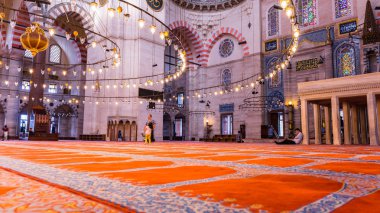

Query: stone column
[301,99,309,145]
[351,105,360,145]
[359,107,368,144]
[313,104,321,144]
[367,92,379,146]
[324,106,332,145]
[342,101,351,145]
[5,98,19,137]
[331,96,342,145]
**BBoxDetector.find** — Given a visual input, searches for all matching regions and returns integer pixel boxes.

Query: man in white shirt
[275,128,303,145]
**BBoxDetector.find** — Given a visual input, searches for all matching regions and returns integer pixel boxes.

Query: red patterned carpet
[0,141,380,212]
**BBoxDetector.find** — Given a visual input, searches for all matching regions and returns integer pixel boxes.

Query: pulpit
[28,106,58,141]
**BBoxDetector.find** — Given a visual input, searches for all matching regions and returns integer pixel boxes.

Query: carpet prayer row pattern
[0,141,380,212]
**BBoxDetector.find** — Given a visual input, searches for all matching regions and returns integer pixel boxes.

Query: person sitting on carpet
[275,128,303,145]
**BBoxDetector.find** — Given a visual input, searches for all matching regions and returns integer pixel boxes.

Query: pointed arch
[202,27,250,66]
[169,20,203,68]
[268,6,279,37]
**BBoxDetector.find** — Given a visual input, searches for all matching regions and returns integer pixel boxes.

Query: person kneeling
[275,128,303,145]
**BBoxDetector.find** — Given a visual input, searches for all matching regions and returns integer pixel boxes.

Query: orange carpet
[305,153,356,159]
[1,141,380,212]
[308,162,380,175]
[199,155,257,161]
[359,156,380,161]
[0,186,15,196]
[101,166,236,185]
[26,157,128,164]
[334,190,380,213]
[61,161,173,172]
[244,157,314,167]
[170,174,342,212]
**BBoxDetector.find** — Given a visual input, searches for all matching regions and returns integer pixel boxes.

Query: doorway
[269,111,284,138]
[221,113,233,135]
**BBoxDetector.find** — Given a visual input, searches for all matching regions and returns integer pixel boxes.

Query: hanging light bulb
[91,41,97,48]
[138,18,145,28]
[150,25,156,34]
[117,6,123,14]
[159,32,165,40]
[10,20,16,28]
[285,6,294,18]
[71,0,77,7]
[80,37,86,44]
[48,28,55,36]
[293,29,300,38]
[108,8,115,17]
[62,70,67,76]
[90,1,98,11]
[43,84,46,88]
[280,0,289,9]
[29,68,33,74]
[124,13,130,21]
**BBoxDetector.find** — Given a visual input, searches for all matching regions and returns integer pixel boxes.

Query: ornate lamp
[20,22,49,57]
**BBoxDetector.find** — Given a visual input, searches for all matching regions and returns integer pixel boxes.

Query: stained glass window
[268,6,279,36]
[221,69,232,89]
[335,0,352,18]
[219,39,234,58]
[337,44,356,77]
[297,0,317,27]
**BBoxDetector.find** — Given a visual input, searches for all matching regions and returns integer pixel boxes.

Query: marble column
[324,106,332,145]
[313,104,321,144]
[301,99,309,145]
[331,96,342,145]
[342,101,351,145]
[359,107,368,144]
[5,98,19,138]
[351,105,360,145]
[367,92,379,146]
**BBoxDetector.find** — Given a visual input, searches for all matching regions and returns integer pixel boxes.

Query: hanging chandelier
[20,22,49,57]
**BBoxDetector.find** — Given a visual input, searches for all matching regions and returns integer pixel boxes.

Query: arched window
[49,45,61,64]
[336,44,356,77]
[335,0,352,18]
[221,69,232,89]
[268,6,279,37]
[296,0,317,27]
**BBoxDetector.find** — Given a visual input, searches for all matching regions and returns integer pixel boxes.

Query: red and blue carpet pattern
[0,141,380,212]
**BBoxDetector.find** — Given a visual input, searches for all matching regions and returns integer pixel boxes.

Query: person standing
[146,114,156,142]
[118,130,122,142]
[2,125,9,141]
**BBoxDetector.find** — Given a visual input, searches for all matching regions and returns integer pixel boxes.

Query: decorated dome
[172,0,246,11]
